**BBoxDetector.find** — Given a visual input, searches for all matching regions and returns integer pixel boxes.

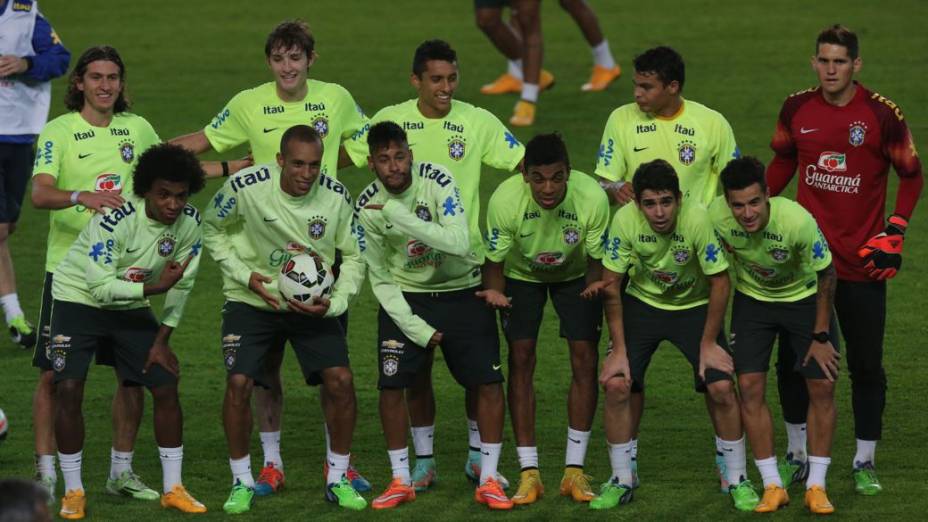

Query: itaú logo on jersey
[95,173,122,192]
[407,240,432,258]
[816,152,847,172]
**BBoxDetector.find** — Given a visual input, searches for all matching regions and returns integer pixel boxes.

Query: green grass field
[2,0,927,519]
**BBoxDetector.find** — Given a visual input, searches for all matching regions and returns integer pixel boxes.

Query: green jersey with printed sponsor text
[33,112,161,272]
[485,170,609,283]
[51,195,201,328]
[709,196,832,302]
[603,201,729,310]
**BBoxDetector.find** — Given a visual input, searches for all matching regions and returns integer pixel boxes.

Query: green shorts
[501,276,602,342]
[49,300,175,388]
[221,301,349,387]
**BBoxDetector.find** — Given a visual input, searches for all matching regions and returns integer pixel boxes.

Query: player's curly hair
[265,20,315,58]
[524,133,570,170]
[64,46,130,113]
[632,159,681,200]
[412,39,457,77]
[633,46,685,91]
[720,156,767,196]
[132,143,206,198]
[367,121,407,154]
[816,24,858,60]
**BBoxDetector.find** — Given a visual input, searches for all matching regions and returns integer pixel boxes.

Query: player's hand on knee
[426,330,443,349]
[698,341,733,380]
[804,340,840,382]
[599,350,630,388]
[144,341,179,377]
[78,190,125,213]
[287,296,330,316]
[248,272,280,309]
[858,214,906,280]
[475,289,511,309]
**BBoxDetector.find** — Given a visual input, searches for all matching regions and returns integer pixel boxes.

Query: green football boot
[325,477,367,510]
[729,480,760,511]
[589,478,633,510]
[853,462,882,495]
[105,470,160,500]
[223,480,255,514]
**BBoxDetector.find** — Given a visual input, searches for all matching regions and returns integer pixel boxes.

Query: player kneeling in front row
[355,122,510,510]
[50,144,208,519]
[203,125,366,513]
[583,159,758,511]
[709,157,839,514]
[481,133,609,504]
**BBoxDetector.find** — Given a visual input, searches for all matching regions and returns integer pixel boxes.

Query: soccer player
[346,39,525,491]
[584,160,758,511]
[50,143,208,519]
[203,125,366,513]
[476,0,621,126]
[481,133,608,504]
[710,156,839,514]
[356,121,510,510]
[766,25,923,496]
[171,20,371,495]
[593,45,739,487]
[595,46,739,208]
[0,0,70,348]
[30,46,160,503]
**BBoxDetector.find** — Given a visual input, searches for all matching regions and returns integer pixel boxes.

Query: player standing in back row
[766,24,923,496]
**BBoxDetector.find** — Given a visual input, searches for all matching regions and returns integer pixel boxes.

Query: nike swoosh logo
[78,153,93,159]
[481,451,491,456]
[379,493,408,502]
[492,363,502,370]
[263,127,278,133]
[800,128,819,134]
[399,457,408,462]
[126,247,140,253]
[263,217,277,222]
[722,448,734,452]
[633,146,648,152]
[568,437,581,444]
[385,223,393,229]
[519,232,533,238]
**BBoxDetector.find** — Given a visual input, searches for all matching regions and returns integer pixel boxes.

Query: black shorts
[731,292,841,379]
[501,277,602,342]
[33,273,116,371]
[49,300,175,388]
[221,301,349,387]
[621,294,731,393]
[0,143,33,224]
[377,287,503,389]
[475,0,509,8]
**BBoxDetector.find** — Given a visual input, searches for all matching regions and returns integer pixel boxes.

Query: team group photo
[0,0,924,519]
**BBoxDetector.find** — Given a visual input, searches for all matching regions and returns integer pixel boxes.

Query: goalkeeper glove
[857,215,907,280]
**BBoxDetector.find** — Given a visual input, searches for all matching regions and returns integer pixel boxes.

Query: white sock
[591,39,616,69]
[785,422,808,460]
[479,442,502,485]
[507,59,524,81]
[110,448,133,479]
[326,451,350,485]
[516,446,538,470]
[807,455,831,489]
[229,455,255,487]
[324,423,331,453]
[521,83,540,103]
[259,431,282,470]
[388,447,411,484]
[755,456,783,487]
[854,439,877,467]
[58,451,83,492]
[36,454,56,480]
[467,419,481,453]
[565,428,591,468]
[630,438,638,463]
[0,293,23,323]
[159,446,183,493]
[411,425,434,458]
[608,441,634,485]
[718,436,748,486]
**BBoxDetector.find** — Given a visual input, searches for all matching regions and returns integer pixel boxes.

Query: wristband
[70,191,81,205]
[598,180,626,192]
[221,161,230,177]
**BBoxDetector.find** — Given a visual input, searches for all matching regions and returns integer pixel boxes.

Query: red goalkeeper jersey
[766,82,923,281]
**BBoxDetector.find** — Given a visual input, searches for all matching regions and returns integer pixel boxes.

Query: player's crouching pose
[480,133,609,505]
[709,157,839,514]
[50,144,208,519]
[203,125,366,513]
[583,159,758,511]
[355,122,511,510]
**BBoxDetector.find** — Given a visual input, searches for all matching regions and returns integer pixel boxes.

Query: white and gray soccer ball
[278,253,335,303]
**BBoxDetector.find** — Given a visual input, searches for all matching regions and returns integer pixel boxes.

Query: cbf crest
[677,140,696,166]
[222,334,241,370]
[768,246,790,263]
[312,114,330,138]
[562,225,580,245]
[672,246,691,265]
[157,233,176,257]
[308,215,328,240]
[118,139,135,163]
[447,134,466,161]
[415,202,433,222]
[848,120,867,147]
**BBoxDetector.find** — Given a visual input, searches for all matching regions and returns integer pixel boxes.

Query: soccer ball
[0,408,8,443]
[278,252,335,303]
